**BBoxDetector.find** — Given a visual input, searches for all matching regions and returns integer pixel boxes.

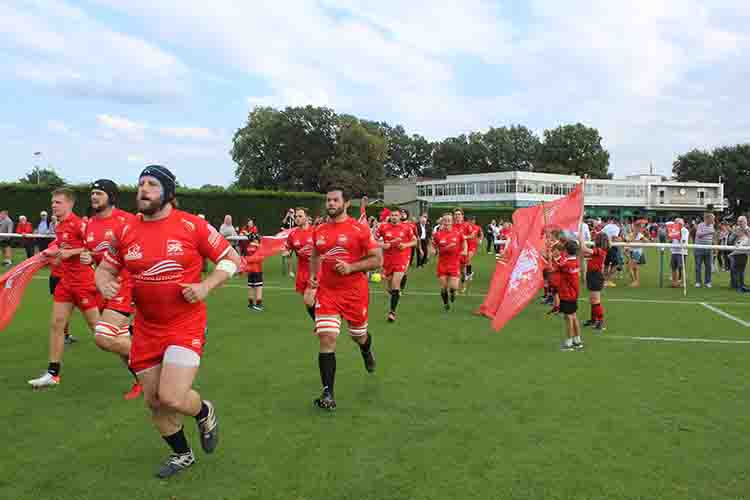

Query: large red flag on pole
[480,183,584,332]
[0,253,49,332]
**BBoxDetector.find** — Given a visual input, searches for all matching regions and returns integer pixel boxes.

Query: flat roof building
[384,171,725,220]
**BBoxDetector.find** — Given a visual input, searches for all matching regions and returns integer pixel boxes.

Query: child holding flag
[556,239,583,351]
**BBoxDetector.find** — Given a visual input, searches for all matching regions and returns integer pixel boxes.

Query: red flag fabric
[0,254,49,332]
[240,229,293,270]
[480,183,584,332]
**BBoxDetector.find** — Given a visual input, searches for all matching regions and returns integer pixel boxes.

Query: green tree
[19,167,65,187]
[231,106,336,191]
[320,117,387,197]
[673,145,750,214]
[537,123,611,178]
[484,125,540,172]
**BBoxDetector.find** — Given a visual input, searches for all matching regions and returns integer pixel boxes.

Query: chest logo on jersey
[125,244,143,261]
[139,260,185,282]
[166,239,184,256]
[337,235,348,246]
[62,233,69,241]
[87,233,94,242]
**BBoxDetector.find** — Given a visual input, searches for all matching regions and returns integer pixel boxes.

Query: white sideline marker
[700,302,750,327]
[608,335,750,345]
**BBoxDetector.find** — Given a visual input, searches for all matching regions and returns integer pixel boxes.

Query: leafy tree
[484,125,540,172]
[320,117,387,197]
[537,123,611,178]
[19,167,65,187]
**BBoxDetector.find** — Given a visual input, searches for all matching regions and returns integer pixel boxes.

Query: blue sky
[2,0,748,187]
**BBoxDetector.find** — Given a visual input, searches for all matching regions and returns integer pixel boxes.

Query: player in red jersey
[96,165,242,478]
[375,208,417,322]
[581,232,608,331]
[29,188,101,388]
[463,215,483,290]
[308,186,382,410]
[285,207,317,320]
[82,179,142,399]
[48,260,75,344]
[452,208,475,291]
[430,213,467,311]
[397,208,418,293]
[556,240,583,350]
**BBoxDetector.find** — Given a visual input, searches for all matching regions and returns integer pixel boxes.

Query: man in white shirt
[668,217,690,287]
[601,219,621,286]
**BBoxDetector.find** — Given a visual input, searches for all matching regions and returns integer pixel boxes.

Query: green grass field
[2,248,750,500]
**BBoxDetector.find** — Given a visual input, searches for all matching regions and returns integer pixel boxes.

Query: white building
[385,171,725,220]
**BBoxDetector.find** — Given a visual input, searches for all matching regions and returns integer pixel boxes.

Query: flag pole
[578,176,587,280]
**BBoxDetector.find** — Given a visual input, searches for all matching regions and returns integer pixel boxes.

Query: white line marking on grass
[608,335,750,345]
[700,302,750,327]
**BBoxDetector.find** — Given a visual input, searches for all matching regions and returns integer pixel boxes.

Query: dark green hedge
[0,183,325,234]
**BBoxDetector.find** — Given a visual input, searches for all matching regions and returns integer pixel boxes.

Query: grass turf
[2,248,750,500]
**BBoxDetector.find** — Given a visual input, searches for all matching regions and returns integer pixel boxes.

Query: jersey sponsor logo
[62,232,69,241]
[87,233,94,242]
[191,338,202,348]
[104,229,114,241]
[166,239,184,256]
[336,234,348,245]
[125,244,143,261]
[93,241,111,253]
[138,260,184,282]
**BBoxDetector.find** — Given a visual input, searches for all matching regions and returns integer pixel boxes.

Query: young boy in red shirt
[556,239,583,350]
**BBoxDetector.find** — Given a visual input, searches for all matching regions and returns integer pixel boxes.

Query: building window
[467,183,476,195]
[505,180,516,193]
[436,185,445,196]
[426,185,433,196]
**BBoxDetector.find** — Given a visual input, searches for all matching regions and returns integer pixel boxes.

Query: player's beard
[327,206,345,219]
[92,203,108,214]
[138,197,161,216]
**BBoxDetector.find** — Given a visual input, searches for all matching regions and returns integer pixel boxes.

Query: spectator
[601,219,621,287]
[731,216,750,291]
[627,223,649,287]
[238,218,258,256]
[281,208,295,230]
[416,214,431,267]
[693,213,716,288]
[668,218,690,288]
[486,219,497,254]
[718,222,731,271]
[49,215,58,235]
[16,215,34,259]
[0,210,14,266]
[35,210,53,252]
[220,214,238,250]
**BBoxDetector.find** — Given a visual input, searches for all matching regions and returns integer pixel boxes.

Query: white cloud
[158,127,218,141]
[0,0,190,103]
[127,154,144,163]
[96,114,148,141]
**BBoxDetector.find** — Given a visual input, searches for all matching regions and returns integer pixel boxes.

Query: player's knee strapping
[315,315,341,336]
[95,321,121,338]
[349,323,368,337]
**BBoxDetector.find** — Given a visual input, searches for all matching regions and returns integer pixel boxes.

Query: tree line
[672,145,750,215]
[230,105,612,196]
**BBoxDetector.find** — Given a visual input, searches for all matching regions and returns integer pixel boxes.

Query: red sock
[592,303,604,321]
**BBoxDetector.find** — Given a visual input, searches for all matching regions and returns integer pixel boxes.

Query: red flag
[0,254,49,332]
[478,204,545,322]
[240,229,292,270]
[543,183,584,234]
[480,183,584,331]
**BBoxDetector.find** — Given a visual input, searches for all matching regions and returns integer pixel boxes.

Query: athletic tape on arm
[216,259,238,277]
